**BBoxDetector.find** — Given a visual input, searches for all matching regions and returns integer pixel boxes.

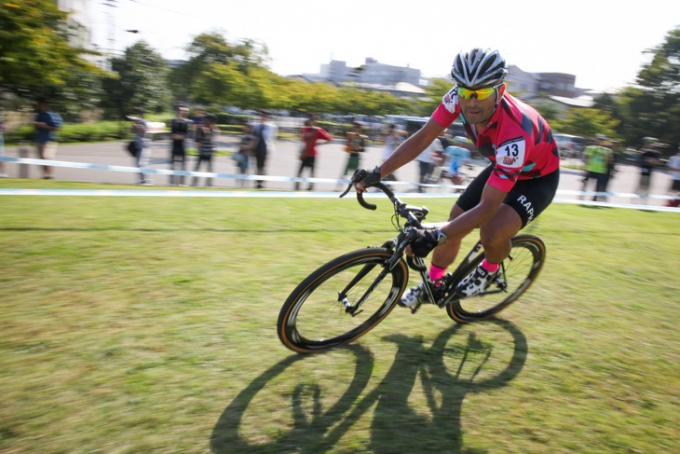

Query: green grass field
[1,185,679,453]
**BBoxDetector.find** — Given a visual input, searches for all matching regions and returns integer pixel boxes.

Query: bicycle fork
[338,239,405,317]
[338,263,391,317]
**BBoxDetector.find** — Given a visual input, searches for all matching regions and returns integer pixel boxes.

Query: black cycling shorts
[456,163,560,228]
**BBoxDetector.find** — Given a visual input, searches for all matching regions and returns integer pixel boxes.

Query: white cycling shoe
[455,265,498,297]
[399,283,429,308]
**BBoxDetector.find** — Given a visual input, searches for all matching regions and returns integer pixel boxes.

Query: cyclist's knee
[479,224,514,249]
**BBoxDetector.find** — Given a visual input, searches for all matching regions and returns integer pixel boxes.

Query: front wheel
[446,235,546,323]
[278,248,409,354]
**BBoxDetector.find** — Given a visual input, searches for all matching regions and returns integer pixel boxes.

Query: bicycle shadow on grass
[210,318,527,454]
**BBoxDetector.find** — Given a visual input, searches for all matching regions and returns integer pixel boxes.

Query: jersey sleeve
[431,86,462,128]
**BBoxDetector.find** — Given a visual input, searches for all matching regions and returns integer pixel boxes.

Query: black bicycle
[277,171,546,354]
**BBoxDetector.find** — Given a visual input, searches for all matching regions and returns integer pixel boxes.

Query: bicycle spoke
[448,235,545,323]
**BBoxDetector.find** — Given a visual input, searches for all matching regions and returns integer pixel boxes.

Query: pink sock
[481,259,499,273]
[429,264,447,282]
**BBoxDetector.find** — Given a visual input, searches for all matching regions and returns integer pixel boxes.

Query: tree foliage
[169,32,270,108]
[418,78,452,116]
[100,41,170,119]
[550,108,619,140]
[0,0,106,120]
[630,27,680,148]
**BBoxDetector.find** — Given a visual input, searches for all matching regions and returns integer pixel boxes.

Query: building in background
[505,65,540,101]
[57,0,94,49]
[316,57,422,87]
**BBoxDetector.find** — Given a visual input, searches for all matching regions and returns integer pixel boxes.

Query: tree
[550,108,619,140]
[531,103,560,124]
[169,32,270,107]
[417,78,453,116]
[0,0,105,118]
[629,27,680,149]
[100,41,170,120]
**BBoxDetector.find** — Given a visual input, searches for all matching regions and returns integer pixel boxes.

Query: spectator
[336,121,367,190]
[234,123,256,187]
[666,147,680,207]
[130,108,151,185]
[34,98,63,179]
[636,137,661,199]
[381,123,401,181]
[192,108,204,124]
[296,116,332,191]
[415,137,444,192]
[191,113,219,187]
[191,107,204,135]
[581,134,614,202]
[252,110,278,189]
[0,109,7,178]
[169,105,191,186]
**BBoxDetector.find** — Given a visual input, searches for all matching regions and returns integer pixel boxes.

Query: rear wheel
[278,248,409,354]
[446,235,545,323]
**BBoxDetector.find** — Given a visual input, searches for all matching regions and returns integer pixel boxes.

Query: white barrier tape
[0,189,678,212]
[0,156,468,190]
[0,156,677,201]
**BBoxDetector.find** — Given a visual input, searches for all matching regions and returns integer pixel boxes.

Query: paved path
[3,138,674,207]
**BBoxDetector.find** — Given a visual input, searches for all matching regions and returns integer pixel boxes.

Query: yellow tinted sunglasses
[457,84,500,100]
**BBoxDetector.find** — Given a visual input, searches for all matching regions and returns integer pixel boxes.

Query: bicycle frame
[338,175,492,312]
[341,172,521,312]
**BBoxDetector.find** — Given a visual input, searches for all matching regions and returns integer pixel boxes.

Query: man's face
[178,109,187,118]
[37,102,48,112]
[459,85,502,127]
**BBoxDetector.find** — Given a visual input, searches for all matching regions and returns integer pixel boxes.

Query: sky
[88,0,680,92]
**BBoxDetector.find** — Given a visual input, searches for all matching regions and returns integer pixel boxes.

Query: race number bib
[497,137,526,168]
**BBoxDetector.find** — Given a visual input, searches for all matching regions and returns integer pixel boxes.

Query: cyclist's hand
[353,167,382,193]
[407,228,447,257]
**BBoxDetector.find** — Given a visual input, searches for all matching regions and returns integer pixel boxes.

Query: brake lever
[339,181,353,198]
[339,169,366,199]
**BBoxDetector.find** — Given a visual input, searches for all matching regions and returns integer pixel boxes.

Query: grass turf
[1,186,679,453]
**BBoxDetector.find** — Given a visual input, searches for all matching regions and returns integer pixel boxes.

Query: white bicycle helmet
[451,48,508,88]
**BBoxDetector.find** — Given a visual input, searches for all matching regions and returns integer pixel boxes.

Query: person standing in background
[666,147,680,207]
[581,134,614,201]
[169,105,190,186]
[252,110,278,189]
[234,123,256,187]
[415,137,444,192]
[131,108,151,185]
[34,98,63,180]
[636,137,661,200]
[336,121,366,190]
[192,113,219,187]
[296,116,332,191]
[381,123,401,181]
[0,108,7,178]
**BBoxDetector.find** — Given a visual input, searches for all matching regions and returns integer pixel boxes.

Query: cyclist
[355,48,560,307]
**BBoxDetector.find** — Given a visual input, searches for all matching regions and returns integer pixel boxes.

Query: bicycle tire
[278,248,409,354]
[446,235,545,323]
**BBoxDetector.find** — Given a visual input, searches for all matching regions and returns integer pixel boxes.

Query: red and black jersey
[432,87,560,192]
